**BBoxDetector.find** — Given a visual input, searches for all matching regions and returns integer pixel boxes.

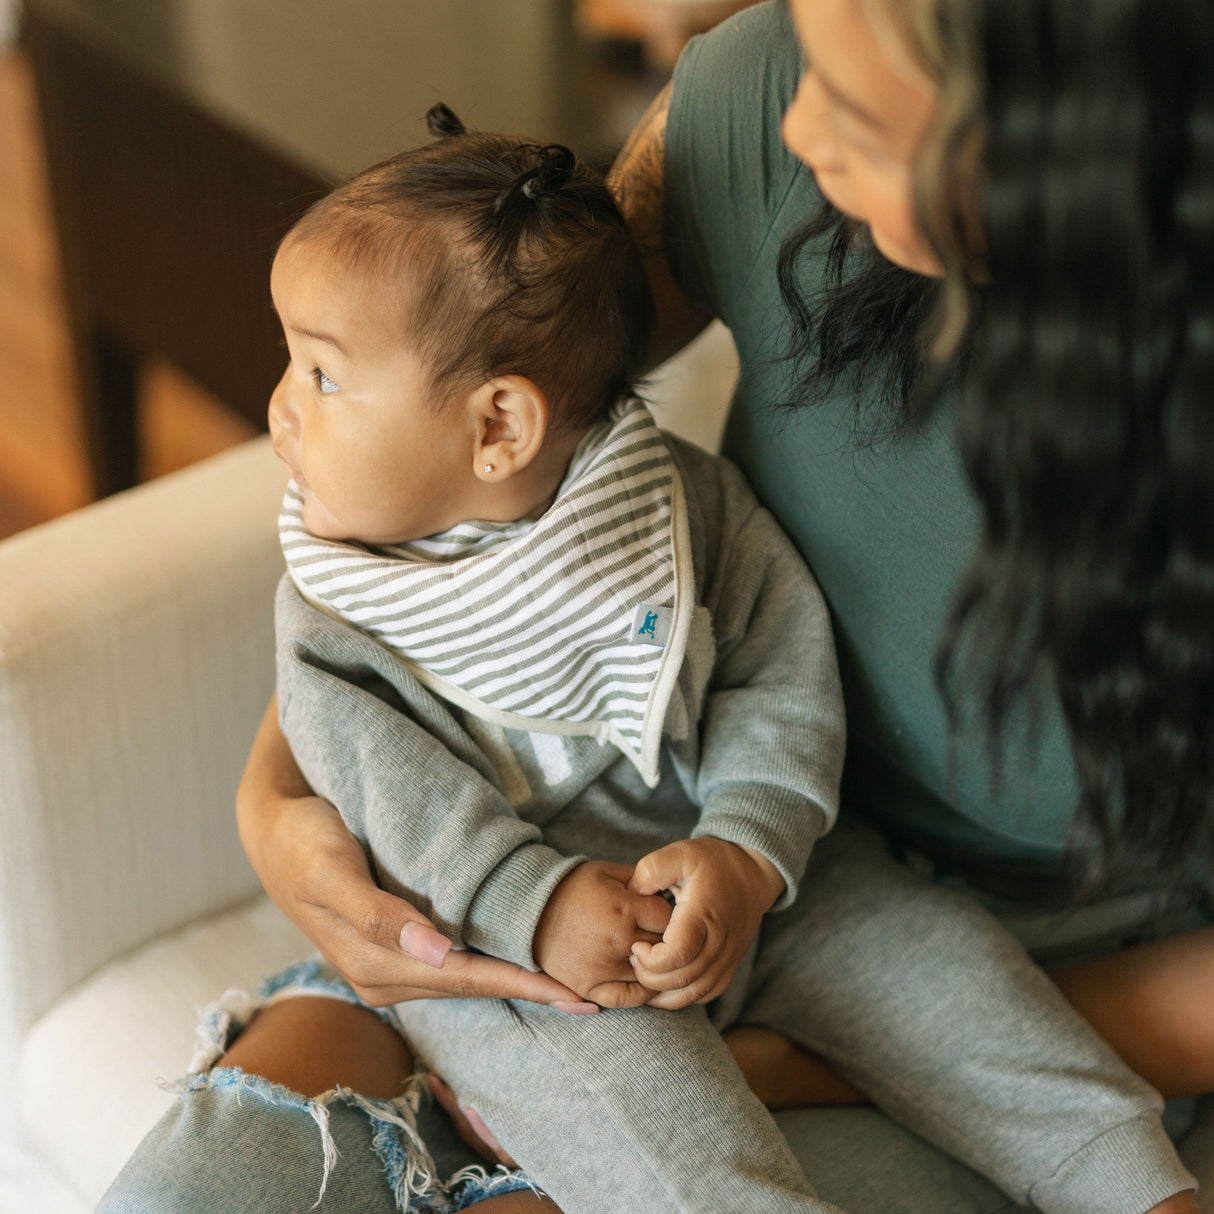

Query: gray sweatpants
[396,828,1195,1214]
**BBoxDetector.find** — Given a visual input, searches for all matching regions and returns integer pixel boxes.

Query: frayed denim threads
[159,958,538,1212]
[167,1068,446,1210]
[449,1165,541,1210]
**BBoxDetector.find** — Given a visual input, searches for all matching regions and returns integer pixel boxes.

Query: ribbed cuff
[694,791,826,910]
[1030,1112,1197,1214]
[461,843,584,971]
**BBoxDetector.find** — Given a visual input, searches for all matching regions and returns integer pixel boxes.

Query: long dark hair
[781,0,1214,896]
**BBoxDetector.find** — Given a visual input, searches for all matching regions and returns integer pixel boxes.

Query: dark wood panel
[25,10,328,494]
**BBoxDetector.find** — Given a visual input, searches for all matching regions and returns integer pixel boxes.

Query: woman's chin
[869,226,943,278]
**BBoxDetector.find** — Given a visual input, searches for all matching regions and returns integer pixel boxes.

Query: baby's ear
[471,376,548,482]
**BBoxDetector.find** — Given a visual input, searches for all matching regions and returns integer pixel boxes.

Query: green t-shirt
[665,1,1080,896]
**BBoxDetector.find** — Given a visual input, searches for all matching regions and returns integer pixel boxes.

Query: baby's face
[268,238,481,544]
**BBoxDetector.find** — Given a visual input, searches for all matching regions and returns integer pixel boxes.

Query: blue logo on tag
[630,603,672,647]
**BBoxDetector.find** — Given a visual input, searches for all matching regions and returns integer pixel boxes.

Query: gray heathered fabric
[276,429,1193,1212]
[397,827,1192,1214]
[276,435,842,971]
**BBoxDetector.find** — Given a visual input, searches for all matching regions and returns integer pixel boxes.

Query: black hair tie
[530,144,576,193]
[427,102,466,139]
[493,144,576,215]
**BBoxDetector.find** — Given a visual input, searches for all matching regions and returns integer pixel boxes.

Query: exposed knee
[219,995,415,1098]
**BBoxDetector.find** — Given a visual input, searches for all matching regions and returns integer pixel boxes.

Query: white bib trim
[280,400,693,787]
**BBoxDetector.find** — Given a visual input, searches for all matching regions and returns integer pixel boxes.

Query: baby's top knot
[528,144,576,194]
[426,102,466,139]
[494,144,577,215]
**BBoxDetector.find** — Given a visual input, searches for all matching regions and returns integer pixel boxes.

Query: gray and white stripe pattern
[280,399,693,785]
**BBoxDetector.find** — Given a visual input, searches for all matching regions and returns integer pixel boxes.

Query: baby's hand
[627,838,784,1011]
[533,861,672,1009]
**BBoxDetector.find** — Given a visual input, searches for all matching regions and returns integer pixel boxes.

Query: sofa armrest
[0,437,287,1059]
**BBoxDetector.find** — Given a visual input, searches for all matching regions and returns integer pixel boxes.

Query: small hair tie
[426,102,466,139]
[492,145,576,216]
[533,144,575,193]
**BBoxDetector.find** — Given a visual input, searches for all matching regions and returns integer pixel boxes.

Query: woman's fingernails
[464,1106,502,1152]
[400,922,451,967]
[552,1000,599,1015]
[428,1073,450,1099]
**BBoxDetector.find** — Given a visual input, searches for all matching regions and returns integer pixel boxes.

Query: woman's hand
[237,698,596,1011]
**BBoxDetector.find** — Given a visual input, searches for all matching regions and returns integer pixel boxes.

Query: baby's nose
[267,367,298,435]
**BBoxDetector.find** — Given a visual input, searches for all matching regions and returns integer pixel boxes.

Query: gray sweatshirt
[276,432,844,972]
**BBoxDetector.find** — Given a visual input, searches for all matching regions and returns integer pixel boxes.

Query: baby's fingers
[644,985,712,1011]
[634,953,737,1009]
[629,842,688,897]
[629,948,708,993]
[632,906,708,976]
[634,892,673,937]
[585,979,656,1010]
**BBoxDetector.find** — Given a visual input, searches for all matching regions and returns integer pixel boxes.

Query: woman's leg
[723,1024,865,1110]
[219,994,414,1094]
[97,997,419,1212]
[96,964,551,1213]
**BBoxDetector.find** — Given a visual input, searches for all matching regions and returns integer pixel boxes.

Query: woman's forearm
[236,695,312,868]
[234,693,592,1010]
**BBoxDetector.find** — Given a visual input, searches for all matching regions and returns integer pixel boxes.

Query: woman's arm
[608,81,714,369]
[236,697,594,1010]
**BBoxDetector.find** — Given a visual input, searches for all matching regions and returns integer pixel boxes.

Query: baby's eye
[313,368,341,394]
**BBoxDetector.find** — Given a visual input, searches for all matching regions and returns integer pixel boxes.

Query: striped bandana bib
[279,399,693,787]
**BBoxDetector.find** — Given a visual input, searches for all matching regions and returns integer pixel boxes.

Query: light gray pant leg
[775,1106,1017,1214]
[397,996,846,1214]
[1179,1097,1214,1212]
[740,827,1196,1214]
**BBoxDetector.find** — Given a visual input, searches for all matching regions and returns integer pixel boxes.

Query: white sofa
[0,322,737,1209]
[0,437,309,1205]
[1,425,1211,1210]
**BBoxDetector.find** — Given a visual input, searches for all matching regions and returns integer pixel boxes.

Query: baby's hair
[286,103,653,432]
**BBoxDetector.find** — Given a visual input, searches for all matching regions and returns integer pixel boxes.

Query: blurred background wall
[0,0,749,542]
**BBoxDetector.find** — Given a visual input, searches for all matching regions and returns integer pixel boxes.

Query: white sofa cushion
[18,894,308,1206]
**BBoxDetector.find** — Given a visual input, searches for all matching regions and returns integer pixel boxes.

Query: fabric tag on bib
[630,603,672,647]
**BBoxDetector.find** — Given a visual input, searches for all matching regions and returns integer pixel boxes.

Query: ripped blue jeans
[96,959,537,1213]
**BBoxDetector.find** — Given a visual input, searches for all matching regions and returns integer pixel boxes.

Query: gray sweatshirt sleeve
[676,443,846,908]
[275,576,581,969]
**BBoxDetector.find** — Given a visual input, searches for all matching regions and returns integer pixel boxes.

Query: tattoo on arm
[608,80,673,249]
[608,81,711,365]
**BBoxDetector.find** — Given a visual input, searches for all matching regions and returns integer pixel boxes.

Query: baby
[268,105,1177,1214]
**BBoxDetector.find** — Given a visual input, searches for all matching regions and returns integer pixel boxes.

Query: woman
[100,0,1214,1211]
